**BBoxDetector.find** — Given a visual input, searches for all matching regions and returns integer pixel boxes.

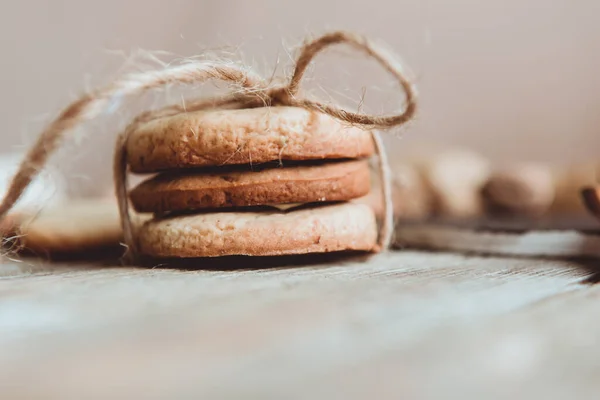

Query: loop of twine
[0,31,417,262]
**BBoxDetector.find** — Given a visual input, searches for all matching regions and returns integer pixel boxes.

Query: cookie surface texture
[126,106,374,172]
[137,202,378,258]
[129,160,371,213]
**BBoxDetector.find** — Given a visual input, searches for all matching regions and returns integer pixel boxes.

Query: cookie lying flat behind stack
[1,199,132,257]
[126,106,380,258]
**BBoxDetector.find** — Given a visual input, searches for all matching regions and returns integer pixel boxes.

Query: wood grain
[0,251,599,399]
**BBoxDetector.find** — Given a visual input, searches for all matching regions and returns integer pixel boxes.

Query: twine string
[0,31,417,261]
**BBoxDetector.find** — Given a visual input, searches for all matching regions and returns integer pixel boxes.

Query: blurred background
[1,0,599,197]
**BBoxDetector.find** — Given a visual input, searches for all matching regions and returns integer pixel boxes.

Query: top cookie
[126,106,374,173]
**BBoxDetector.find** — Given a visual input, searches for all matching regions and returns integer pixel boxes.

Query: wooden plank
[0,251,597,399]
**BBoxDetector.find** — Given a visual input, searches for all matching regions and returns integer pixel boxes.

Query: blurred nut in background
[414,148,491,218]
[550,162,598,215]
[390,162,433,220]
[357,160,433,221]
[481,163,555,217]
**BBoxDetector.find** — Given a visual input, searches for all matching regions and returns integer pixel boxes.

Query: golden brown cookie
[137,202,378,258]
[126,106,374,173]
[129,160,371,213]
[12,200,124,254]
[2,199,150,256]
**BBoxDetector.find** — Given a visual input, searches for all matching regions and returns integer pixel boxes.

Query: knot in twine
[0,31,417,262]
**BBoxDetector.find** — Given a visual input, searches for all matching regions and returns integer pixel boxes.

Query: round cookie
[137,202,378,258]
[2,199,149,256]
[481,163,555,216]
[12,200,124,254]
[129,159,371,213]
[126,106,374,173]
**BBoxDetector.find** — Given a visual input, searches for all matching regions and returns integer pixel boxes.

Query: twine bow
[0,31,417,262]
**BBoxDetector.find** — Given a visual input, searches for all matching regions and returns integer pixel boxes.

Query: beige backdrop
[1,0,598,195]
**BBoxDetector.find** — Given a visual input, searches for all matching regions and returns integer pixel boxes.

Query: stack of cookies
[126,106,380,259]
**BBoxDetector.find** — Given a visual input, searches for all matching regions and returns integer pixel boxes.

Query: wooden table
[1,251,599,399]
